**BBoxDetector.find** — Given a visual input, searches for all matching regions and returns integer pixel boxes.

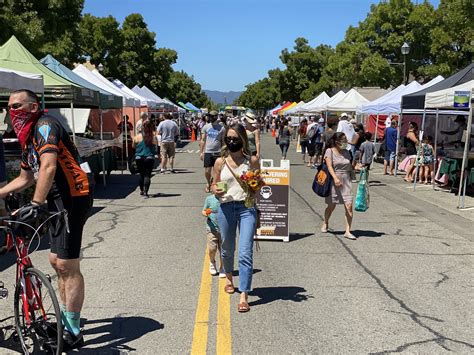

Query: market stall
[296,92,330,114]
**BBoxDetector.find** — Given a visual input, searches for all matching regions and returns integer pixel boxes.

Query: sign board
[454,91,470,108]
[255,159,290,242]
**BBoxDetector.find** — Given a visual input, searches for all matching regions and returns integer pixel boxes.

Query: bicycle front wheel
[14,267,63,354]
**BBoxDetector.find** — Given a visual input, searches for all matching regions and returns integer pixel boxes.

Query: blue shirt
[203,195,220,232]
[385,127,397,152]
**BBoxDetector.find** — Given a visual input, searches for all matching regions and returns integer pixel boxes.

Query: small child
[359,132,376,174]
[420,135,434,184]
[202,195,225,277]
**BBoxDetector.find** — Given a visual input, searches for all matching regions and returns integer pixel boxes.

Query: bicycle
[0,201,67,354]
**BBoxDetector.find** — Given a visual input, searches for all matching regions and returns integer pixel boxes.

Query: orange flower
[205,208,212,216]
[249,179,258,188]
[247,171,255,179]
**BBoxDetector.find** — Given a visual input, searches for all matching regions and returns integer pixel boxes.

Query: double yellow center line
[191,252,232,354]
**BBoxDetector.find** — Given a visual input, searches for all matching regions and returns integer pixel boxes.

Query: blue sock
[60,304,66,326]
[64,311,81,336]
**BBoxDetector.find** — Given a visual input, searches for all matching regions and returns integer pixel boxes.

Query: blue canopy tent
[40,55,122,109]
[185,102,201,112]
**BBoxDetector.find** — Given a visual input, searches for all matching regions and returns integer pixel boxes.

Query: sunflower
[249,179,258,188]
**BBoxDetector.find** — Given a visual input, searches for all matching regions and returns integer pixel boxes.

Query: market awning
[0,67,44,93]
[0,36,99,107]
[40,54,122,109]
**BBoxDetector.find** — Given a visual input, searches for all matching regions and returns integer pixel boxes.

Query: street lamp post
[401,42,410,85]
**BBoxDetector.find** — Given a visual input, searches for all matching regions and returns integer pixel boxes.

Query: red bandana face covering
[9,108,42,148]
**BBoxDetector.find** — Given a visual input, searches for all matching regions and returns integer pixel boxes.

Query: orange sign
[263,169,290,186]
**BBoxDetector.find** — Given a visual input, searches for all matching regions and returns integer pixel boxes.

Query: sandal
[237,302,250,313]
[344,233,357,240]
[321,224,329,233]
[224,284,235,294]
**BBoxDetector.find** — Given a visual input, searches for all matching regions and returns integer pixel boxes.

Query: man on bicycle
[0,89,92,349]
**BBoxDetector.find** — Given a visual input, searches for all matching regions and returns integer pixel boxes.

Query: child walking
[202,195,225,277]
[420,136,434,184]
[359,132,376,176]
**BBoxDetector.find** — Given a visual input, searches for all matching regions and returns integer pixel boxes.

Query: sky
[83,0,440,92]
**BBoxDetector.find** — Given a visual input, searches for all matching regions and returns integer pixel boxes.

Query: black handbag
[312,150,333,197]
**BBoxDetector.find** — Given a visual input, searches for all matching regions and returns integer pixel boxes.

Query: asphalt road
[0,133,473,354]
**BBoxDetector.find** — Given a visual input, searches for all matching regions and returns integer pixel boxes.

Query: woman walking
[321,132,356,240]
[299,119,309,164]
[133,120,157,198]
[277,118,292,160]
[245,112,261,159]
[404,122,419,182]
[212,123,259,313]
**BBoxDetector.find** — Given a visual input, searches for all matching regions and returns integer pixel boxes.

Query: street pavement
[0,133,473,354]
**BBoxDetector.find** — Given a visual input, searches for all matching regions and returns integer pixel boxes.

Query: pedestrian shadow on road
[289,233,314,242]
[333,230,386,238]
[248,286,313,307]
[75,316,164,354]
[93,175,139,200]
[150,193,182,198]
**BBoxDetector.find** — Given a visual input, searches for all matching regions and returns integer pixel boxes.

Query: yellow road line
[191,252,212,355]
[216,278,232,354]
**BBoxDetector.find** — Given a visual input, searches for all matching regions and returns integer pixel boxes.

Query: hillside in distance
[204,90,242,105]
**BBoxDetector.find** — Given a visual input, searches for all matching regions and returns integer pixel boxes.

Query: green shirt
[203,195,220,232]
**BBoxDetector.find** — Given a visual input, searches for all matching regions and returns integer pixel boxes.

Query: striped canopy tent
[273,102,293,115]
[279,102,298,115]
[283,101,305,115]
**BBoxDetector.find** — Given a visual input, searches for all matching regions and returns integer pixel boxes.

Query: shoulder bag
[312,149,333,197]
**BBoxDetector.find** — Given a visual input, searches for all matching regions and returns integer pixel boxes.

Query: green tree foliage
[0,0,84,66]
[168,71,212,108]
[77,14,123,78]
[240,0,472,110]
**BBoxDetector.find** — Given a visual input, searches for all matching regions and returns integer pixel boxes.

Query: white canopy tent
[0,67,44,93]
[112,79,156,107]
[317,91,346,112]
[73,65,137,107]
[297,92,331,113]
[361,84,407,114]
[325,88,369,113]
[90,69,140,107]
[424,80,474,208]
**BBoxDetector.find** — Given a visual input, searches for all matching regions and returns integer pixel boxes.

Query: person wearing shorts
[0,89,93,349]
[157,113,179,173]
[202,194,224,277]
[200,111,225,192]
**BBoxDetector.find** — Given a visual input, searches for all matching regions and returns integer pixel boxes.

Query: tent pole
[374,113,379,143]
[70,102,76,144]
[458,90,473,209]
[124,109,129,171]
[100,109,106,188]
[133,106,137,136]
[433,109,439,190]
[120,108,124,175]
[394,112,403,176]
[413,109,427,191]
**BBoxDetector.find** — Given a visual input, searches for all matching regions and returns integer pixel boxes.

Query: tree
[77,14,123,78]
[0,0,84,65]
[168,71,212,109]
[420,0,474,77]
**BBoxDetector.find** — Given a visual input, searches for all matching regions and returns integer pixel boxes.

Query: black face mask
[226,139,243,152]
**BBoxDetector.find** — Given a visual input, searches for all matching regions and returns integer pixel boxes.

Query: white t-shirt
[337,120,356,150]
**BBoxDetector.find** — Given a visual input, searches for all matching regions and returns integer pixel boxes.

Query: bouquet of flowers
[204,208,213,216]
[238,169,267,207]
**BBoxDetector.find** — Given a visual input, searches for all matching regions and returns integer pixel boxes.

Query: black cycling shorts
[50,195,92,260]
[204,153,220,168]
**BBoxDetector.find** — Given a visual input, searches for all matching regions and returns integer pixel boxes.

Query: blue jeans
[218,201,257,292]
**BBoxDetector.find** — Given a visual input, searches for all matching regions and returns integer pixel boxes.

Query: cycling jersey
[20,115,90,201]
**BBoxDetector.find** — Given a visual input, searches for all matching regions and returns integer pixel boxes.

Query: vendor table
[82,148,117,178]
[439,151,474,185]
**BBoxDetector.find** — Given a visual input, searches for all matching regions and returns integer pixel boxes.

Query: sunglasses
[225,136,242,144]
[7,103,24,110]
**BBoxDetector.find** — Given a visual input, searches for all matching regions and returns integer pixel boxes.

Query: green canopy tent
[178,101,193,111]
[0,36,100,143]
[0,36,100,108]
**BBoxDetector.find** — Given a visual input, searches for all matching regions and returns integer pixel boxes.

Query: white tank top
[219,158,250,203]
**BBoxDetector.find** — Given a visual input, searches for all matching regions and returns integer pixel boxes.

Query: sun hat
[340,112,348,119]
[244,111,257,124]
